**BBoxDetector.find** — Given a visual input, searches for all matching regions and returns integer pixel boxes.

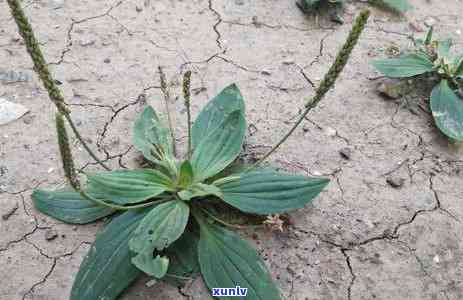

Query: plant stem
[64,114,111,171]
[197,206,264,230]
[252,9,370,168]
[55,113,80,189]
[159,66,177,157]
[6,0,110,171]
[183,70,192,158]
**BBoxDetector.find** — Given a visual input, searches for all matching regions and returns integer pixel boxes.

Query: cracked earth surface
[1,0,463,299]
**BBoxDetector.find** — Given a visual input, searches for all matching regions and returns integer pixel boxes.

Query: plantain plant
[7,0,369,298]
[297,0,410,23]
[372,27,463,141]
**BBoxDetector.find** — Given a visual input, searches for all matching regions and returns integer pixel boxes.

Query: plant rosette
[372,27,463,141]
[297,0,411,17]
[32,84,329,300]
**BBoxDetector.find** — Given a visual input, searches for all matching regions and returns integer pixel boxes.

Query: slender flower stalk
[159,66,177,156]
[183,70,193,158]
[253,9,370,167]
[6,0,110,171]
[55,113,80,189]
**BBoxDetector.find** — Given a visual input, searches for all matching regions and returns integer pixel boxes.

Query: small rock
[424,16,437,27]
[260,70,271,76]
[79,39,96,47]
[433,255,440,263]
[282,60,295,65]
[2,202,18,221]
[386,176,405,188]
[104,58,111,63]
[302,125,310,132]
[22,114,35,125]
[324,127,337,137]
[286,265,297,276]
[339,147,352,160]
[135,6,143,12]
[145,279,157,287]
[45,229,58,241]
[0,98,29,126]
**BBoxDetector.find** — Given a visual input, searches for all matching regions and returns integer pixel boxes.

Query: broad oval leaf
[198,221,281,300]
[430,80,463,141]
[372,53,434,78]
[131,253,169,279]
[163,229,200,287]
[133,105,174,163]
[87,169,174,204]
[192,84,245,148]
[129,200,190,254]
[191,111,246,181]
[70,209,148,300]
[32,189,114,224]
[216,170,329,214]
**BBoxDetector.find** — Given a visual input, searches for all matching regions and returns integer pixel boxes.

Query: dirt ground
[1,0,463,299]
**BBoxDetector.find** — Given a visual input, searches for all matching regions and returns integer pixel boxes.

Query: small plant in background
[296,0,345,23]
[297,0,410,23]
[7,0,369,298]
[372,27,463,141]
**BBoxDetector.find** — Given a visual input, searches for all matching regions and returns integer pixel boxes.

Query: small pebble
[260,70,271,76]
[339,147,352,160]
[424,16,437,27]
[324,127,337,137]
[386,176,405,188]
[104,58,111,63]
[45,229,58,241]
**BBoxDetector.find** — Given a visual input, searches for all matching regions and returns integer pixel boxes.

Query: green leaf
[70,210,147,300]
[424,26,433,46]
[87,169,173,204]
[178,161,194,188]
[132,253,169,279]
[453,53,463,77]
[133,106,174,164]
[380,0,411,12]
[31,189,114,224]
[372,53,434,78]
[163,229,200,287]
[430,80,463,141]
[178,183,223,201]
[197,220,281,300]
[437,39,453,59]
[191,111,246,181]
[129,200,190,254]
[216,170,329,214]
[192,84,245,148]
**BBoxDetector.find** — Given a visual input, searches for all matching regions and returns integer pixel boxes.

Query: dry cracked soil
[1,0,463,299]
